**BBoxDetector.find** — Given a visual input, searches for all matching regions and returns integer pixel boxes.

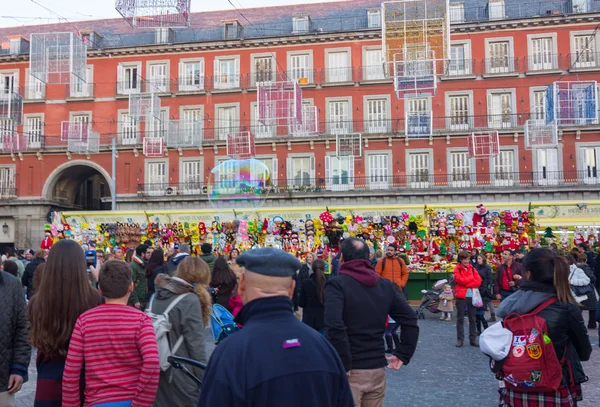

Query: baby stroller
[415,279,448,320]
[168,355,207,388]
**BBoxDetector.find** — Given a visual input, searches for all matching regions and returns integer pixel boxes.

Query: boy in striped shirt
[62,260,160,407]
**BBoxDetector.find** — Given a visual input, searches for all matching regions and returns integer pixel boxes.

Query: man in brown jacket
[375,244,409,292]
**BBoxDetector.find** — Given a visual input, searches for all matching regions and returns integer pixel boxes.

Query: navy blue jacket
[198,296,353,407]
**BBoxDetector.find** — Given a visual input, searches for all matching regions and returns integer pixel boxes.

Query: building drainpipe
[112,136,117,211]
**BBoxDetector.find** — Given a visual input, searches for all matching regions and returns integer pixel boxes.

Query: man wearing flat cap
[198,248,353,407]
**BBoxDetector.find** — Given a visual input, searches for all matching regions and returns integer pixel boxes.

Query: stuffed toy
[472,204,488,233]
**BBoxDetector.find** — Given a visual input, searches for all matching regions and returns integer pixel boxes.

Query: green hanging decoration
[544,227,555,239]
[404,240,411,251]
[440,242,447,256]
[484,241,494,253]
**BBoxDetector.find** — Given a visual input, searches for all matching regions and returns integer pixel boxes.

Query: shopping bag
[472,288,483,307]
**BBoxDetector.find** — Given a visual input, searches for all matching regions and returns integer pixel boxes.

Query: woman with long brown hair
[151,256,212,407]
[28,239,102,407]
[210,256,238,311]
[496,249,591,407]
[299,258,327,335]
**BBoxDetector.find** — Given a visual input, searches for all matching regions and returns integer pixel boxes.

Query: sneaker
[440,315,446,321]
[488,316,497,323]
[445,317,452,321]
[587,322,597,330]
[456,340,463,347]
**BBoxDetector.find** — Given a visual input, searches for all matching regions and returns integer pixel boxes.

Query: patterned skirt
[498,384,582,407]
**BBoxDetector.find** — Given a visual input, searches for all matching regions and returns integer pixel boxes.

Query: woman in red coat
[453,251,483,347]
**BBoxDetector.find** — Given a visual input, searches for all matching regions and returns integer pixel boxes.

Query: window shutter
[213,59,221,86]
[234,58,240,83]
[271,158,278,185]
[348,156,355,188]
[286,157,293,185]
[310,156,315,180]
[325,156,331,185]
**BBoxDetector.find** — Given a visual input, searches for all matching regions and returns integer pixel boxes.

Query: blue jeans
[385,322,399,337]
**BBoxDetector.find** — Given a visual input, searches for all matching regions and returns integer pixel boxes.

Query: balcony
[524,54,563,74]
[359,65,390,82]
[483,57,520,77]
[145,78,171,94]
[246,71,279,88]
[568,52,600,71]
[444,59,477,78]
[321,67,355,85]
[116,80,143,96]
[0,186,17,199]
[135,171,600,198]
[210,74,244,92]
[282,69,317,86]
[176,75,207,93]
[21,85,46,102]
[66,82,95,100]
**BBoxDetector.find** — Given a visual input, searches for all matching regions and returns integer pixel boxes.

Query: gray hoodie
[496,286,554,319]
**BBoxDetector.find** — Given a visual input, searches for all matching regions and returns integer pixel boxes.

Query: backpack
[211,304,240,344]
[147,293,191,371]
[498,297,563,392]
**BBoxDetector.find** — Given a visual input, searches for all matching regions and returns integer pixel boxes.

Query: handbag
[472,288,483,307]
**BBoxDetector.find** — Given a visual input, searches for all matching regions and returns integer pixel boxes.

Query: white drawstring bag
[479,321,512,361]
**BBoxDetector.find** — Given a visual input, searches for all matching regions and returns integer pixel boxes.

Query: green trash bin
[406,273,429,301]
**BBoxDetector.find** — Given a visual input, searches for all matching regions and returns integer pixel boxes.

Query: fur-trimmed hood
[154,274,195,299]
[569,264,591,287]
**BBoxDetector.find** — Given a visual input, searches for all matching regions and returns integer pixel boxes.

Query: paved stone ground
[15,311,600,407]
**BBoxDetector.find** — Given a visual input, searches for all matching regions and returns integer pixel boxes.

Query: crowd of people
[0,235,597,407]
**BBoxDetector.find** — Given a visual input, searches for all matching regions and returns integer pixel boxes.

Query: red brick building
[0,0,599,249]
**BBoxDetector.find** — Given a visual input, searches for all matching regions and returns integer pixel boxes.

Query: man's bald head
[340,237,370,264]
[238,269,295,305]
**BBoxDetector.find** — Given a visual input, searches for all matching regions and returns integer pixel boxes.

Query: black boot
[385,335,394,353]
[482,319,489,331]
[488,314,497,323]
[392,333,401,351]
[476,319,482,336]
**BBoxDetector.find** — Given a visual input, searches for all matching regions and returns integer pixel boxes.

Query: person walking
[27,240,102,407]
[453,251,482,347]
[210,256,238,311]
[576,252,598,330]
[62,260,160,407]
[200,243,217,272]
[299,258,327,335]
[494,249,524,301]
[475,254,496,323]
[325,238,419,407]
[0,265,30,407]
[167,243,191,275]
[295,252,315,309]
[146,248,168,299]
[198,248,354,407]
[21,250,46,300]
[128,244,149,310]
[4,248,24,280]
[375,243,409,296]
[495,249,592,406]
[152,256,212,407]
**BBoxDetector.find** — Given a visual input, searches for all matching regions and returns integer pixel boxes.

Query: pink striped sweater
[62,304,160,407]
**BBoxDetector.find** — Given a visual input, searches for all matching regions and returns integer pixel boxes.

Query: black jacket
[0,271,31,392]
[494,262,524,295]
[147,264,168,300]
[324,259,419,371]
[475,263,493,300]
[497,281,592,386]
[166,253,190,276]
[577,263,598,312]
[294,263,311,309]
[22,257,45,299]
[299,273,325,331]
[197,296,353,407]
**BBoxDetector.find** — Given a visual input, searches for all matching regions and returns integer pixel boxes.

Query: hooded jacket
[151,274,208,407]
[166,253,190,276]
[453,263,482,299]
[200,253,217,272]
[128,255,147,306]
[324,259,419,371]
[497,281,592,386]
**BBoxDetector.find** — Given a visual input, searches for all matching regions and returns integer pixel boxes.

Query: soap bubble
[207,158,271,210]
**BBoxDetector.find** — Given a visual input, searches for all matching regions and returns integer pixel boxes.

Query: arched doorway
[42,161,113,210]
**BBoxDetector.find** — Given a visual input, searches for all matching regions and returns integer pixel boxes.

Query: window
[118,63,141,94]
[493,150,516,186]
[487,40,511,73]
[572,0,589,13]
[215,105,239,140]
[257,157,278,186]
[9,38,20,55]
[363,48,385,80]
[71,113,91,126]
[146,161,167,195]
[0,166,15,195]
[252,55,275,86]
[70,65,93,98]
[26,69,45,100]
[488,0,505,20]
[0,72,17,95]
[488,92,514,128]
[573,34,597,68]
[148,63,169,93]
[448,94,471,130]
[368,154,389,189]
[448,43,471,75]
[181,160,203,194]
[213,57,240,90]
[530,37,555,71]
[327,100,351,134]
[367,10,381,28]
[223,22,241,40]
[450,151,471,187]
[119,111,139,145]
[293,17,310,34]
[252,103,275,138]
[149,109,168,139]
[24,115,43,148]
[325,156,354,191]
[179,60,204,91]
[288,53,312,83]
[0,119,16,150]
[408,152,431,188]
[535,149,560,186]
[326,51,351,83]
[181,107,203,145]
[287,156,314,187]
[449,2,465,23]
[406,98,432,137]
[155,28,171,44]
[364,97,388,134]
[580,146,600,184]
[531,90,546,121]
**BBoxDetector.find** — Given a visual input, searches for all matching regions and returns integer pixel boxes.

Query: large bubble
[207,158,271,210]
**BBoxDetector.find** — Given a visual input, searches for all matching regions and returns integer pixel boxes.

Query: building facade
[0,0,600,249]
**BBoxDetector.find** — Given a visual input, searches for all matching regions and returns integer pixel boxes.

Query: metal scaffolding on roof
[115,0,192,28]
[29,32,87,84]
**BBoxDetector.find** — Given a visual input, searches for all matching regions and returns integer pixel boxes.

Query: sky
[0,0,339,28]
